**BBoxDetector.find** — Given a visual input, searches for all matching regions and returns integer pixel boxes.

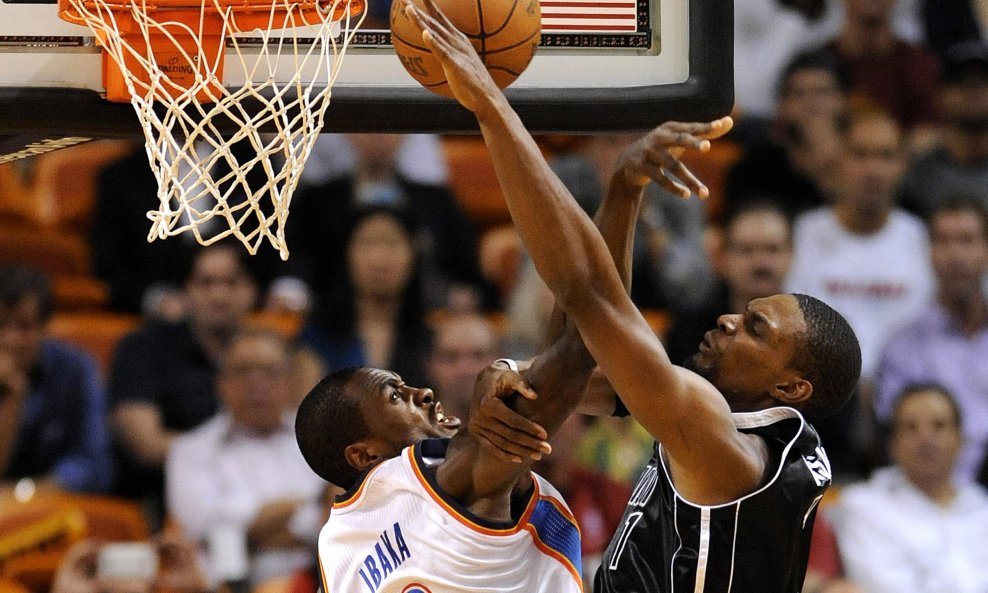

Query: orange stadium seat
[0,494,149,593]
[441,135,510,231]
[0,225,92,277]
[47,313,140,375]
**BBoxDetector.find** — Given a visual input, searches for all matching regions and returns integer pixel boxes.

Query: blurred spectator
[828,384,988,593]
[573,416,653,488]
[786,109,933,478]
[815,0,941,148]
[109,241,258,528]
[725,50,850,221]
[290,134,490,310]
[51,535,209,593]
[166,330,326,589]
[0,264,112,496]
[920,0,987,60]
[732,0,827,139]
[786,109,933,386]
[664,200,793,365]
[425,311,501,421]
[91,143,289,315]
[898,41,988,218]
[297,205,432,387]
[501,257,555,360]
[875,196,988,482]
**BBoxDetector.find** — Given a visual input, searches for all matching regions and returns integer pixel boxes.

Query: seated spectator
[876,195,988,482]
[786,109,933,388]
[828,384,988,593]
[815,0,941,149]
[298,205,433,388]
[425,311,502,421]
[732,0,827,141]
[0,264,112,497]
[664,199,793,365]
[786,109,934,478]
[898,41,988,218]
[166,329,327,589]
[725,50,850,221]
[110,241,258,528]
[290,134,490,310]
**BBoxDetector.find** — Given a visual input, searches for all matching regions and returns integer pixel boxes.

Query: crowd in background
[3,0,988,592]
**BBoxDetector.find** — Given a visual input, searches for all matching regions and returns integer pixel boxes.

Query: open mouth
[434,402,462,431]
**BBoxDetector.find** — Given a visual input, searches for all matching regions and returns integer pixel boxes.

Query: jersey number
[607,512,644,570]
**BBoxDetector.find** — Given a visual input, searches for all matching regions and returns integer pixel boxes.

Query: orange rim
[57,0,363,25]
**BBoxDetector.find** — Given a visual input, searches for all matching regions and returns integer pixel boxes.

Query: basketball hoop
[57,0,365,259]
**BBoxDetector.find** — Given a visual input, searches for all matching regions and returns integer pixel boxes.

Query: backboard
[0,0,732,158]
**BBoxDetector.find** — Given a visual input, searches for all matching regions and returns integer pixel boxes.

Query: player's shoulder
[332,448,418,513]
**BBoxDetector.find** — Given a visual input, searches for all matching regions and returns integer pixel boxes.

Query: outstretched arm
[406,0,768,505]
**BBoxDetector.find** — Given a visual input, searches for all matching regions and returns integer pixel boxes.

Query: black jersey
[594,407,831,593]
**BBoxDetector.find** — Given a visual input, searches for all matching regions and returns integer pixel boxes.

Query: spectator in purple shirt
[876,195,988,482]
[0,265,112,497]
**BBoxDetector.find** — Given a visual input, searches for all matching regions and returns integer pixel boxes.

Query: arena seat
[441,135,510,231]
[46,312,140,374]
[0,225,92,278]
[0,494,149,593]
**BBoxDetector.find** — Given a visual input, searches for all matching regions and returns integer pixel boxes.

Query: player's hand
[616,117,734,199]
[402,0,501,114]
[469,364,551,463]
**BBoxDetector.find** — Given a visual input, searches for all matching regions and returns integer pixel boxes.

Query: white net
[61,0,365,259]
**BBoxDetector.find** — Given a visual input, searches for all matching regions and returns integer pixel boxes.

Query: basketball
[389,0,541,98]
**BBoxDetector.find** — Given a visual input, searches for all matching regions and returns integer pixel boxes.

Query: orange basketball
[390,0,541,98]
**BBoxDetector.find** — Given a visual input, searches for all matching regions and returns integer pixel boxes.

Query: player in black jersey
[403,3,863,591]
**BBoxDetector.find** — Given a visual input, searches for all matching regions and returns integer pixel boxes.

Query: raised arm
[406,0,767,504]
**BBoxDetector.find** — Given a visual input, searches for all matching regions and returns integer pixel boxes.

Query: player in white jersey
[322,440,581,593]
[401,4,864,592]
[295,115,722,591]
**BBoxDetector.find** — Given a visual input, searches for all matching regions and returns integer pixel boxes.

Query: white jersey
[318,439,583,593]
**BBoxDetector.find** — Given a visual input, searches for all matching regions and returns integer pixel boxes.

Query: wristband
[494,358,519,372]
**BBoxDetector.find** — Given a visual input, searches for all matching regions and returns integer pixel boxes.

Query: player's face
[357,369,462,454]
[890,389,962,488]
[686,295,806,409]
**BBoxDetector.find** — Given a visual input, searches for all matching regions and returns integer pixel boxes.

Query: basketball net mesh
[63,0,364,259]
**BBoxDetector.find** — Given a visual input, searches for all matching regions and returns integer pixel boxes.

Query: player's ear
[772,375,812,406]
[344,440,389,472]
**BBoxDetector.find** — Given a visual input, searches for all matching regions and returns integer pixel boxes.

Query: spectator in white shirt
[166,329,328,590]
[829,383,988,593]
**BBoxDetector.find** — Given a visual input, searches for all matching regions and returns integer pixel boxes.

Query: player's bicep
[567,296,738,458]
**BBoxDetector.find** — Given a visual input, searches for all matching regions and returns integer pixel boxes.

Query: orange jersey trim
[406,445,538,536]
[333,462,386,510]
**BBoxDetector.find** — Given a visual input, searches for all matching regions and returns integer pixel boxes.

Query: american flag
[540,0,639,33]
